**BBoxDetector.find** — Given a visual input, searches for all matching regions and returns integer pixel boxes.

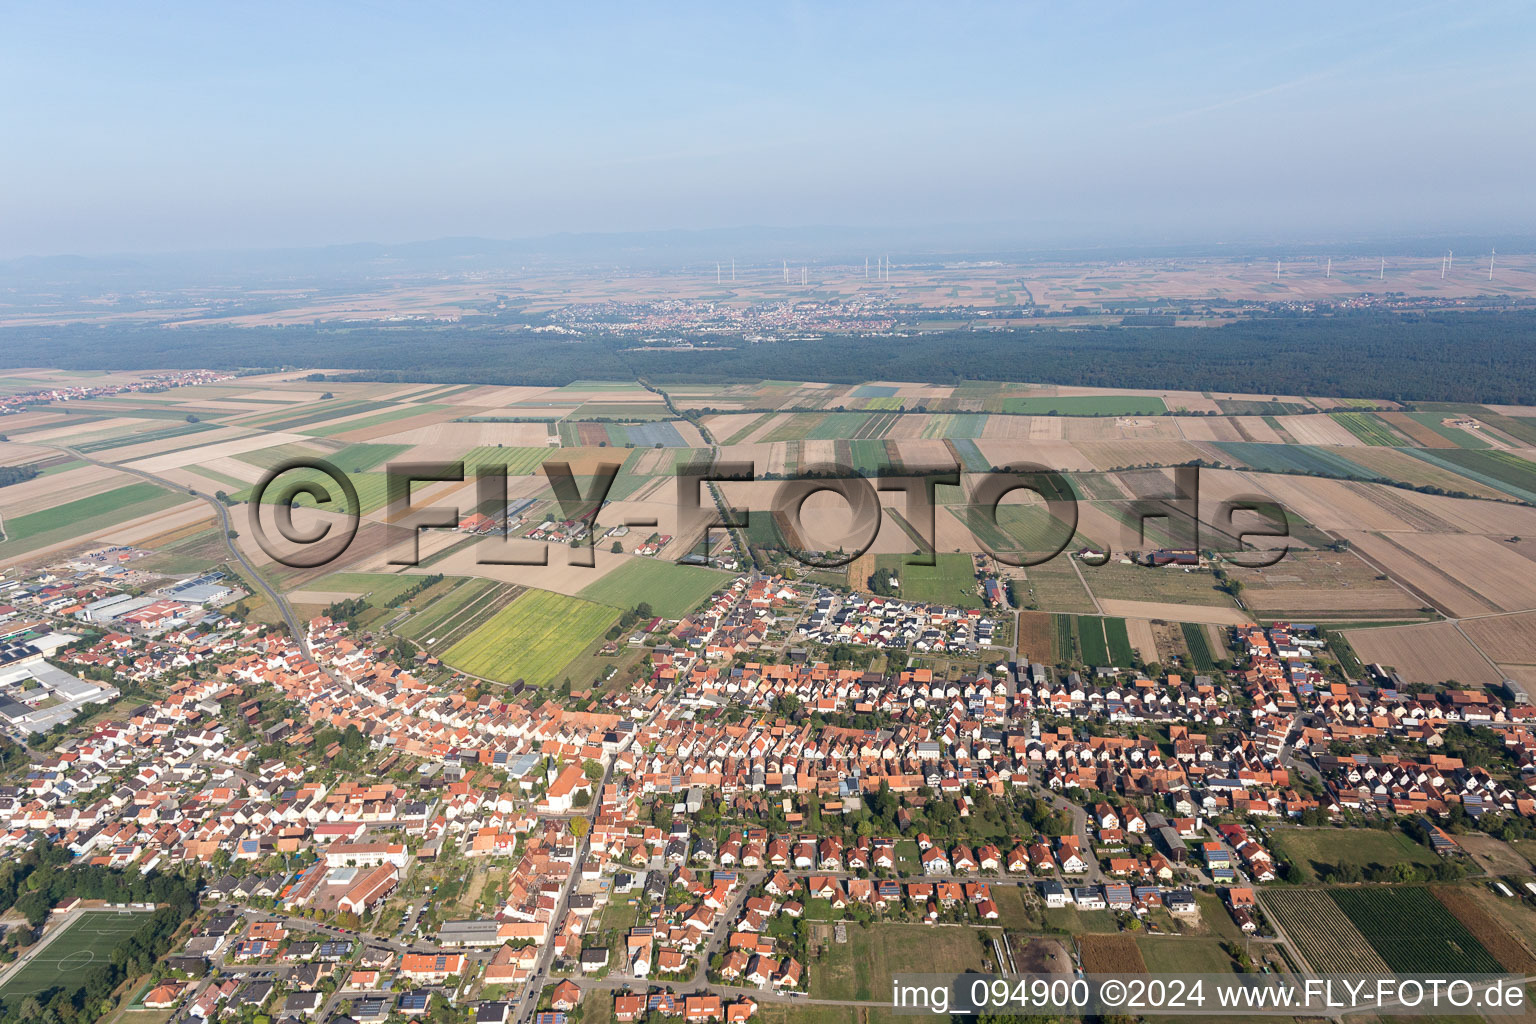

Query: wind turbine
[716,263,721,285]
[1489,248,1496,281]
[1379,257,1384,281]
[731,259,736,282]
[1326,258,1331,279]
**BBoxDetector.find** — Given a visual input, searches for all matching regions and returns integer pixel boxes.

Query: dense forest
[3,310,1536,402]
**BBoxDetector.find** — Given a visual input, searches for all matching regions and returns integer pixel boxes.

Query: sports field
[0,909,151,1005]
[442,588,617,684]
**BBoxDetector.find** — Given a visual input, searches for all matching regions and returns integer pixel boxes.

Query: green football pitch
[0,909,151,1004]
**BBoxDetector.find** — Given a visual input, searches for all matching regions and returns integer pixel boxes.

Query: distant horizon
[5,3,1534,258]
[5,223,1533,267]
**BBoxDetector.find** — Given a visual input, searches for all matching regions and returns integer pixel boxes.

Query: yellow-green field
[441,588,617,684]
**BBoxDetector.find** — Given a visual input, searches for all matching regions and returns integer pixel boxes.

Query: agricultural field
[0,910,154,1007]
[1213,441,1377,480]
[1330,411,1405,446]
[396,578,501,642]
[1330,886,1502,974]
[1344,621,1503,686]
[1134,938,1237,975]
[441,589,618,684]
[1000,396,1168,416]
[1407,448,1536,502]
[1433,885,1536,973]
[1079,933,1148,974]
[1016,611,1057,662]
[0,481,191,560]
[1076,614,1109,665]
[1081,561,1236,608]
[1260,889,1390,974]
[1268,827,1439,884]
[893,552,984,608]
[810,923,989,1002]
[0,481,172,543]
[1224,549,1425,619]
[1181,622,1217,671]
[576,557,729,618]
[1018,559,1098,614]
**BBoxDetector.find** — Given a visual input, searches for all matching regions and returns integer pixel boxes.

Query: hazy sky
[3,1,1534,256]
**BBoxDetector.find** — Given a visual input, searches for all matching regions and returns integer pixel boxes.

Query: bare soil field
[1344,621,1501,684]
[329,407,464,443]
[1380,412,1457,448]
[1389,533,1536,612]
[1016,611,1057,662]
[1227,551,1421,616]
[1393,487,1536,535]
[128,431,312,473]
[1174,416,1246,443]
[1452,835,1534,878]
[1340,531,1497,618]
[1060,417,1183,441]
[92,500,213,547]
[1075,440,1206,470]
[973,440,1098,472]
[1460,612,1536,664]
[1124,617,1159,663]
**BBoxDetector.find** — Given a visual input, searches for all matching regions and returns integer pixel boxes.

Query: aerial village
[0,544,1534,1024]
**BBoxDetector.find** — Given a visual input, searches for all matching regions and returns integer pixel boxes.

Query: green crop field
[1054,613,1076,661]
[326,443,411,473]
[807,411,875,440]
[1331,412,1402,446]
[1077,615,1110,665]
[0,910,153,1006]
[1329,886,1501,974]
[1001,395,1167,416]
[0,482,184,556]
[1182,622,1217,670]
[1103,617,1134,665]
[1270,828,1438,885]
[72,420,220,453]
[1406,448,1536,502]
[235,469,393,514]
[950,438,991,472]
[304,403,449,437]
[896,552,982,608]
[1214,442,1377,480]
[398,578,497,641]
[442,589,618,684]
[459,446,560,477]
[578,558,729,618]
